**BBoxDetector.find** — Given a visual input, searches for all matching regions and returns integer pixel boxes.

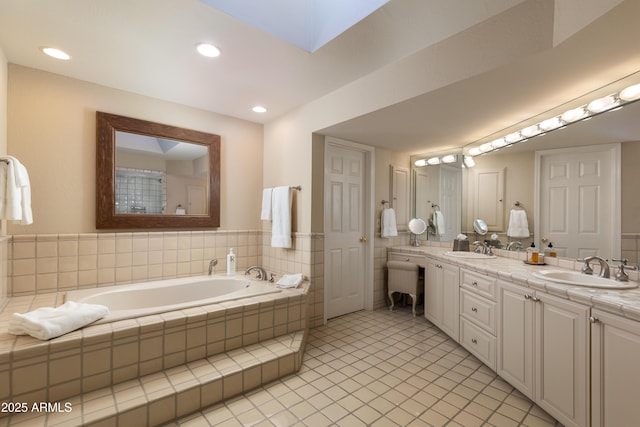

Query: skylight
[200,0,390,52]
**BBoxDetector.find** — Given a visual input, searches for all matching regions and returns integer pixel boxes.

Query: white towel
[271,186,292,248]
[507,209,530,238]
[381,208,398,238]
[276,273,304,289]
[433,211,445,236]
[0,156,32,225]
[261,188,273,220]
[8,301,109,340]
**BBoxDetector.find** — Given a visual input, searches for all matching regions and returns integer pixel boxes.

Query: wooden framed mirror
[96,112,220,229]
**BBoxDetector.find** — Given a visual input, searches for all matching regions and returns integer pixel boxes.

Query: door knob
[359,236,367,243]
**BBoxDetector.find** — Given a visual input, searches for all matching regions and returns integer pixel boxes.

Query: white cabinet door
[497,280,534,399]
[424,259,459,341]
[440,262,460,340]
[496,281,589,427]
[591,309,640,427]
[535,293,589,427]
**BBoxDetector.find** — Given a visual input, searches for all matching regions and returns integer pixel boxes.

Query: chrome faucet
[208,259,218,275]
[580,256,610,278]
[506,241,523,251]
[245,265,268,280]
[472,241,493,255]
[611,258,638,282]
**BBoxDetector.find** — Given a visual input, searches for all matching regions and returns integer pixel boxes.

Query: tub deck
[0,280,310,426]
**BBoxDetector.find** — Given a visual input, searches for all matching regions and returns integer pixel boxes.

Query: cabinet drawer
[460,269,496,300]
[460,289,496,334]
[388,252,425,267]
[460,318,496,370]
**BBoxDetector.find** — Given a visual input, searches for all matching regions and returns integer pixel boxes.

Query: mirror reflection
[115,131,209,215]
[96,112,221,229]
[411,151,462,242]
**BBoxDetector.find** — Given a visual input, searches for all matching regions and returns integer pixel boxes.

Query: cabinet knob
[471,338,478,344]
[472,281,478,287]
[531,296,540,302]
[589,316,599,324]
[524,294,532,300]
[471,307,478,313]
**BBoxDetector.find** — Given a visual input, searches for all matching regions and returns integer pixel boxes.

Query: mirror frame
[96,112,221,229]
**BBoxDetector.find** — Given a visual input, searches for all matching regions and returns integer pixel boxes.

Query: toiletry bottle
[527,242,538,263]
[544,242,557,258]
[227,248,236,276]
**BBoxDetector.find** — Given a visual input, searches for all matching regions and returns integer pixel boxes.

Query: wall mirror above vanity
[407,72,640,262]
[96,112,221,229]
[410,150,463,243]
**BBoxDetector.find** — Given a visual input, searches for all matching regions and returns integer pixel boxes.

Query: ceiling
[1,0,639,156]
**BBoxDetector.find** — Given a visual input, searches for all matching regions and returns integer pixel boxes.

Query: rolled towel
[8,301,109,340]
[276,273,304,289]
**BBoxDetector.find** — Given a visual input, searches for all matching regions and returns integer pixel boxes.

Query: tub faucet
[245,266,268,280]
[208,259,218,275]
[579,256,610,278]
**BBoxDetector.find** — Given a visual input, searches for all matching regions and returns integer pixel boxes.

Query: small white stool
[387,260,423,316]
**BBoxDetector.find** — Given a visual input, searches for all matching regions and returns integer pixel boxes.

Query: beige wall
[622,141,640,233]
[0,49,6,305]
[7,65,263,235]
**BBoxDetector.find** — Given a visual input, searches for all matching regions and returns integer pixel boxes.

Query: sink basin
[443,251,496,259]
[532,270,638,289]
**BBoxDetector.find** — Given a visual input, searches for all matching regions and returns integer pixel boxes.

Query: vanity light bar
[467,81,640,156]
[414,154,458,167]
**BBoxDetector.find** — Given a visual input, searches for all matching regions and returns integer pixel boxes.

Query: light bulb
[619,84,640,101]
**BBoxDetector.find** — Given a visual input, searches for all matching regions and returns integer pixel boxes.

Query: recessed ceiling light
[196,43,221,58]
[41,47,71,60]
[252,106,267,113]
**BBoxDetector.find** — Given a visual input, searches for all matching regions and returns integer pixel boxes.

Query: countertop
[390,245,640,322]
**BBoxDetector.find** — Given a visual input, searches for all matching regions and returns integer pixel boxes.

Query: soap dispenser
[527,242,538,263]
[544,242,557,258]
[226,248,236,276]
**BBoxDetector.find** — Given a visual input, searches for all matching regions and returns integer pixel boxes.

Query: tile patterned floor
[167,307,561,426]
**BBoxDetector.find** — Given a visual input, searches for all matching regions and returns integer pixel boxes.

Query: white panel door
[472,168,504,231]
[440,165,462,241]
[325,143,366,319]
[537,145,619,259]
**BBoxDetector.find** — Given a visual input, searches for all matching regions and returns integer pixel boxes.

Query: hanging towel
[8,301,109,340]
[261,188,273,220]
[507,209,530,238]
[433,210,445,236]
[271,186,292,248]
[381,208,398,238]
[0,156,32,225]
[276,273,304,289]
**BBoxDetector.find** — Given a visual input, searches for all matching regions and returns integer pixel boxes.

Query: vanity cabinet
[590,309,640,427]
[459,269,497,370]
[497,280,589,427]
[424,258,459,341]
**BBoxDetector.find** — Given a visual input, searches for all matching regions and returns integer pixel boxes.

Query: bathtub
[64,275,281,324]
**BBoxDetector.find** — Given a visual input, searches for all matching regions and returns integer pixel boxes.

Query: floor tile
[174,307,561,426]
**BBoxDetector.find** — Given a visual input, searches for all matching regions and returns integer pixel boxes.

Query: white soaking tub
[64,275,280,324]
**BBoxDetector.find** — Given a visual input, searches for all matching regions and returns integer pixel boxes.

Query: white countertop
[390,245,640,322]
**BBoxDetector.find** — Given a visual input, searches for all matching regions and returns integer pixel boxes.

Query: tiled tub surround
[7,230,326,330]
[0,280,309,425]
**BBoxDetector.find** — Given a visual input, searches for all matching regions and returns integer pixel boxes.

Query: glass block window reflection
[115,168,167,214]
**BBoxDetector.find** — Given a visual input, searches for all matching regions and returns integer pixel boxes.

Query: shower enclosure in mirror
[96,112,221,229]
